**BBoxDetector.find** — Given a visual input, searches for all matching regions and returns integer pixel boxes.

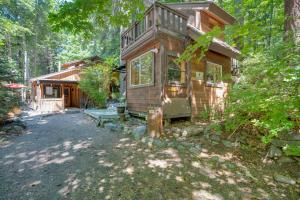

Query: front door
[64,87,71,107]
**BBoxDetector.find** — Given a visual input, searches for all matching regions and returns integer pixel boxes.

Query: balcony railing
[121,2,188,53]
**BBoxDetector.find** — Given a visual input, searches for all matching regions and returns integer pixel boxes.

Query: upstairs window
[130,51,154,87]
[167,56,186,85]
[206,61,222,85]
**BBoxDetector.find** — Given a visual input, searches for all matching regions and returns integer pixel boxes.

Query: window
[130,51,154,87]
[167,56,186,85]
[43,85,61,98]
[206,62,222,85]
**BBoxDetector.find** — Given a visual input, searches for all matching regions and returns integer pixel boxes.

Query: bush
[224,41,300,147]
[79,57,118,107]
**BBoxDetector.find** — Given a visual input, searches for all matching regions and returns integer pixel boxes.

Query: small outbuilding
[30,56,100,113]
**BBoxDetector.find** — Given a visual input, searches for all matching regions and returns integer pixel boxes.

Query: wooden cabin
[121,2,240,121]
[30,57,100,113]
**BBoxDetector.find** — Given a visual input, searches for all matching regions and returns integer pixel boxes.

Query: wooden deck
[121,2,188,58]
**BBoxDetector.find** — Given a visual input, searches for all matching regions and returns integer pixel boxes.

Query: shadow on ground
[0,112,298,200]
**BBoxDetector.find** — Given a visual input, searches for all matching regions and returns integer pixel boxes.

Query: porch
[31,79,82,113]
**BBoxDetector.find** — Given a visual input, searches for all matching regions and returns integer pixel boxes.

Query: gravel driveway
[0,112,298,200]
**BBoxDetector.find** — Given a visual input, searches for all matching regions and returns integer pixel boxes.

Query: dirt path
[0,112,298,200]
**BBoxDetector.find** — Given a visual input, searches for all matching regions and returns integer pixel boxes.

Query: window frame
[166,53,186,87]
[129,50,155,88]
[205,61,223,87]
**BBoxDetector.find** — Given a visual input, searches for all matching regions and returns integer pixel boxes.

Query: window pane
[131,60,140,85]
[130,51,153,86]
[167,56,185,84]
[206,62,222,84]
[140,52,153,85]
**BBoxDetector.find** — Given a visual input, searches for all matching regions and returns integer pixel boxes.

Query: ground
[0,112,299,200]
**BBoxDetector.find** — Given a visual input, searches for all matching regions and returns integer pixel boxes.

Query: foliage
[49,0,144,35]
[283,144,300,157]
[224,41,300,144]
[0,56,21,119]
[177,27,222,64]
[79,57,118,107]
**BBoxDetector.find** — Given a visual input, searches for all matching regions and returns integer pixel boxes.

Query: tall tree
[284,0,300,43]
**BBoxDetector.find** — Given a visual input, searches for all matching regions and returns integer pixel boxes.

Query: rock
[189,147,201,154]
[104,123,119,131]
[222,140,233,148]
[225,162,237,170]
[181,126,204,138]
[132,125,147,140]
[271,139,300,147]
[280,131,300,141]
[177,145,185,151]
[277,156,295,164]
[274,174,296,185]
[181,130,188,137]
[268,146,282,158]
[210,134,221,142]
[153,139,165,148]
[210,156,220,162]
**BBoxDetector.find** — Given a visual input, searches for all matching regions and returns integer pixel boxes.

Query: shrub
[224,41,300,152]
[79,57,118,107]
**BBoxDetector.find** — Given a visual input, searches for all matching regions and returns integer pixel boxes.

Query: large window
[130,51,154,87]
[206,61,222,85]
[43,85,61,98]
[167,55,186,85]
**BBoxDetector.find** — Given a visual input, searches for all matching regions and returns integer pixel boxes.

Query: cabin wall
[199,11,225,40]
[191,50,231,118]
[159,34,187,99]
[31,81,82,112]
[125,41,162,114]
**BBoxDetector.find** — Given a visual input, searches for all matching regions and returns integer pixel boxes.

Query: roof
[165,1,236,25]
[30,67,80,82]
[187,24,240,58]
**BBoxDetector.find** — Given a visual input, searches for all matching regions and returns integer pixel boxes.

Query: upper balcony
[121,2,188,57]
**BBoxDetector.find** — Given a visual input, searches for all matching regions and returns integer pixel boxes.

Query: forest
[0,0,300,200]
[1,0,299,152]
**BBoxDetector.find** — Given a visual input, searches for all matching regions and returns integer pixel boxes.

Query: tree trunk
[23,35,29,84]
[284,0,300,43]
[22,35,29,102]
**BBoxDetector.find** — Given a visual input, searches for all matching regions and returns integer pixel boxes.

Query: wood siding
[126,41,162,113]
[200,11,225,40]
[190,50,231,118]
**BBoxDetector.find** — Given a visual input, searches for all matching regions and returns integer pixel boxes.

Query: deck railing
[121,3,188,52]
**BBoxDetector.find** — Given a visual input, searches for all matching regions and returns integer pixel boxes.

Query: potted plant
[116,96,126,114]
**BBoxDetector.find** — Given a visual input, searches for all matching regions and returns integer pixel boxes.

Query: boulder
[189,147,202,154]
[271,139,300,147]
[277,156,295,164]
[210,134,221,142]
[132,125,147,140]
[274,174,296,185]
[153,139,165,148]
[267,146,282,158]
[104,123,119,131]
[222,140,233,148]
[181,126,204,138]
